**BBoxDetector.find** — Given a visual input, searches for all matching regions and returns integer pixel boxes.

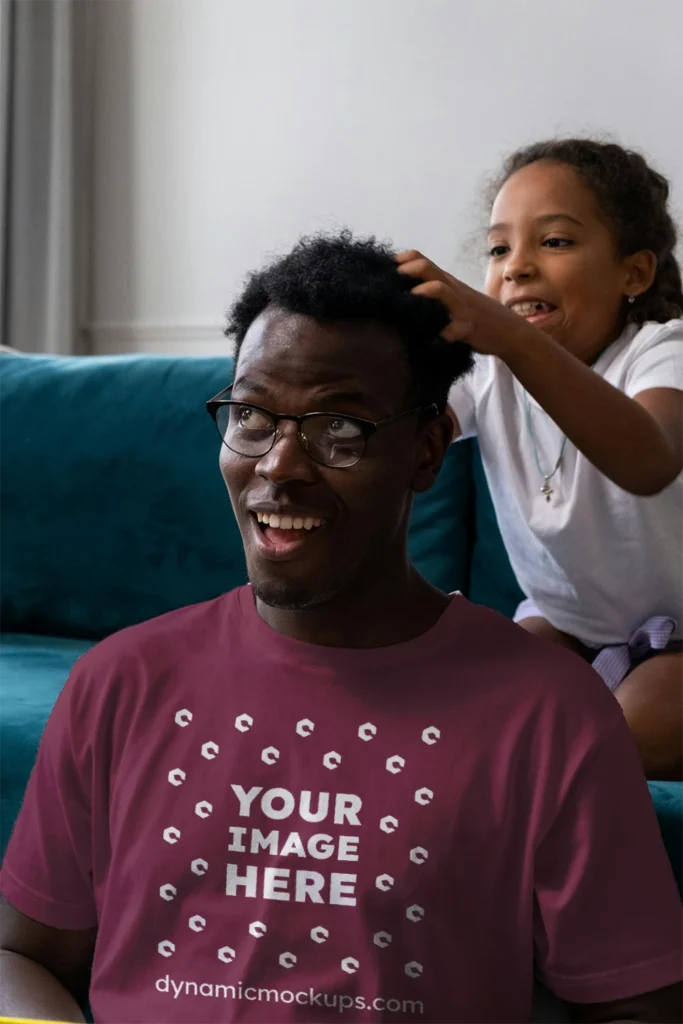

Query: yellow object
[0,1018,75,1023]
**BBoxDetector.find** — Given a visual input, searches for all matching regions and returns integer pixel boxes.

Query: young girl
[397,138,682,780]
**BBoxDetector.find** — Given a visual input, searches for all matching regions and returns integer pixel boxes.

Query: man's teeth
[511,301,553,316]
[256,512,323,531]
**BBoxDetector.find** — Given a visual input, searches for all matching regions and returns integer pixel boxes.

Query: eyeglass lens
[215,404,367,468]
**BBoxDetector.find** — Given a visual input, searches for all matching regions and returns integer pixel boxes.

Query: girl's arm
[398,252,682,495]
[0,898,94,1023]
[504,328,681,495]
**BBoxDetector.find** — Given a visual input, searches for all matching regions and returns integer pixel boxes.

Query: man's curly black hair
[225,230,473,414]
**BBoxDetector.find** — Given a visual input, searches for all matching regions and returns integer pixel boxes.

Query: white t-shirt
[448,319,683,647]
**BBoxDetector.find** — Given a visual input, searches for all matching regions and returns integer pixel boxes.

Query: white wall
[88,0,683,356]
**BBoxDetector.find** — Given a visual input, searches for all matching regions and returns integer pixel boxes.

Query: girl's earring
[627,295,635,304]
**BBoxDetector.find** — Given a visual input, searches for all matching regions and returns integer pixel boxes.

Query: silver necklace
[522,389,568,501]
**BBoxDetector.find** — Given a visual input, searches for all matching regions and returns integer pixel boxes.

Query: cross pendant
[541,481,553,502]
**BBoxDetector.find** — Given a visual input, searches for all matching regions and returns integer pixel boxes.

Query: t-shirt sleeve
[0,663,98,930]
[533,713,682,1004]
[447,360,482,439]
[624,321,683,397]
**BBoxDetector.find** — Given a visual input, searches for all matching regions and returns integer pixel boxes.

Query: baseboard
[87,323,232,357]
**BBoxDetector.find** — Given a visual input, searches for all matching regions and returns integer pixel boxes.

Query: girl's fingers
[396,252,460,294]
[397,253,473,342]
[409,279,458,307]
[396,255,445,283]
[440,320,472,343]
[395,249,423,264]
[409,281,472,342]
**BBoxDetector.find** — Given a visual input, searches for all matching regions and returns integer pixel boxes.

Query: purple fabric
[592,616,678,691]
[514,601,678,692]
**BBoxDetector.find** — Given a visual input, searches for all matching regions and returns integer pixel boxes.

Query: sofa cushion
[0,633,94,856]
[649,781,683,894]
[1,354,242,638]
[409,438,474,595]
[468,440,525,617]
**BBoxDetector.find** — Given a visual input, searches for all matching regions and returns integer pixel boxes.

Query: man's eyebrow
[231,378,376,411]
[313,389,375,407]
[231,375,268,395]
[488,213,585,234]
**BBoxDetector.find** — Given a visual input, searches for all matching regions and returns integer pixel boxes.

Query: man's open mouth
[249,511,326,559]
[255,511,324,532]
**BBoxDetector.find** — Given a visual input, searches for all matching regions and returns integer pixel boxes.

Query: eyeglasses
[206,386,437,469]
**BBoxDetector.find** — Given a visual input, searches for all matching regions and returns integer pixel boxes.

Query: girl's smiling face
[486,159,654,364]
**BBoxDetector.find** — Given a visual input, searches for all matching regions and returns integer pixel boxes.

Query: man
[0,233,680,1023]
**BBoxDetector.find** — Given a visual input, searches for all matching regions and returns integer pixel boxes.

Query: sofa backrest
[2,354,239,637]
[468,441,524,619]
[1,354,478,638]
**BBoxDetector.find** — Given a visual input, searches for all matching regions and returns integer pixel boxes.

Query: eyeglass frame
[206,385,438,468]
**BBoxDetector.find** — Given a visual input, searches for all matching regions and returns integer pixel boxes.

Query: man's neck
[255,564,450,649]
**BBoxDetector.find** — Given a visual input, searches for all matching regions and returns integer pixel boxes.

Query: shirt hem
[542,948,683,1004]
[0,864,97,931]
[510,598,683,648]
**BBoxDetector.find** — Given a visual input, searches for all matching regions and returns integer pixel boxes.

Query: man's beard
[248,557,363,613]
[250,577,329,611]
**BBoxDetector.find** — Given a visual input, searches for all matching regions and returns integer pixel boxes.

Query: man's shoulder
[52,589,249,748]
[450,597,620,725]
[70,587,244,688]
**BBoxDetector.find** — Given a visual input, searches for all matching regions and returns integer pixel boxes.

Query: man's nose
[255,420,318,485]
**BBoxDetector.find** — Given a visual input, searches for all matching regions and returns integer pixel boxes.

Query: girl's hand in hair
[395,250,533,360]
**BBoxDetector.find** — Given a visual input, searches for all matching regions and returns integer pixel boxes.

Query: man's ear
[411,413,454,494]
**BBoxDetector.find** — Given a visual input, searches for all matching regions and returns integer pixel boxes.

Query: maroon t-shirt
[1,588,680,1023]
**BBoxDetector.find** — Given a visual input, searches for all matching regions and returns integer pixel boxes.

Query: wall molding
[87,322,232,356]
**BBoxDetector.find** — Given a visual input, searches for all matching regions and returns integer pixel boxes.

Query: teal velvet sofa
[1,351,681,903]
